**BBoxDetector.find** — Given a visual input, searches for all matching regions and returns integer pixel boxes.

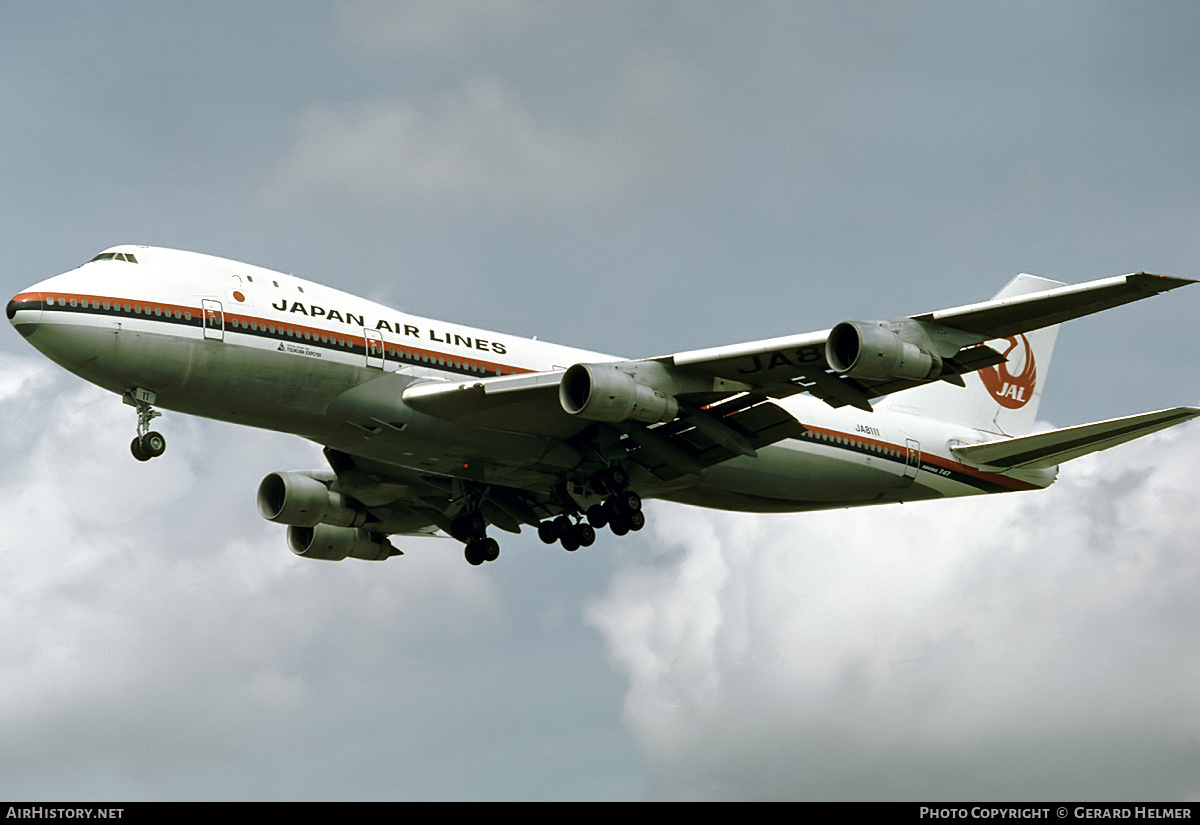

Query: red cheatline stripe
[798,424,1039,492]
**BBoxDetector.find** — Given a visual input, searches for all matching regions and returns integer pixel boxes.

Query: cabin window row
[227,317,349,347]
[807,429,902,458]
[48,296,188,320]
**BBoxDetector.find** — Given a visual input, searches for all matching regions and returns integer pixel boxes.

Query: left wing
[400,368,805,482]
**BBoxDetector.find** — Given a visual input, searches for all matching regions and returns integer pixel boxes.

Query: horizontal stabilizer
[951,407,1200,470]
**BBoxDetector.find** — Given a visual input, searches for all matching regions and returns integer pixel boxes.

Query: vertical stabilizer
[876,274,1063,436]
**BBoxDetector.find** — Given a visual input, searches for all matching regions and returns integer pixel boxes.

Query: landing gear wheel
[130,437,151,462]
[586,504,608,529]
[627,510,646,532]
[464,535,500,565]
[537,521,559,544]
[139,431,166,458]
[616,490,641,512]
[481,537,500,562]
[602,465,628,494]
[577,523,596,547]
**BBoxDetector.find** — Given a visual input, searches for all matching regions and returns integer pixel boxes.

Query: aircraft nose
[7,290,43,336]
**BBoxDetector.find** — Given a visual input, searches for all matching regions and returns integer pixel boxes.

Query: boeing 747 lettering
[7,246,1198,566]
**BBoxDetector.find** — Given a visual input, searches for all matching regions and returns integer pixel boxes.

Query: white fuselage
[8,246,1054,513]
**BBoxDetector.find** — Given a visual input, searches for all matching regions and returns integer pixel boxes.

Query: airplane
[7,245,1198,566]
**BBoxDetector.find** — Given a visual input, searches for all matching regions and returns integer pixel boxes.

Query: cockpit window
[88,252,138,264]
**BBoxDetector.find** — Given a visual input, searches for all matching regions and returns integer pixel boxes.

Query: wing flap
[621,395,807,481]
[950,407,1200,470]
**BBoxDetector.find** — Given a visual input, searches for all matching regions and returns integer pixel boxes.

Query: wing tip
[1129,272,1198,291]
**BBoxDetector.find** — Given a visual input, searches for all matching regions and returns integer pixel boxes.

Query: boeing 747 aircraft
[8,247,1198,565]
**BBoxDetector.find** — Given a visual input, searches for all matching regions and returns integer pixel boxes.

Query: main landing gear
[451,510,500,567]
[537,466,644,552]
[125,388,166,462]
[453,466,646,566]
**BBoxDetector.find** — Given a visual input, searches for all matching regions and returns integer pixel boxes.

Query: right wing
[390,272,1192,481]
[668,272,1195,411]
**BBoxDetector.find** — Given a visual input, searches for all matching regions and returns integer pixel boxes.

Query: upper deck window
[88,252,138,264]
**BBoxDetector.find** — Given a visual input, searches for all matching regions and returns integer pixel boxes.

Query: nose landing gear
[125,388,166,462]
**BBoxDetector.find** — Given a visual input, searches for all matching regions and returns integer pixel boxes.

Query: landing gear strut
[125,388,166,462]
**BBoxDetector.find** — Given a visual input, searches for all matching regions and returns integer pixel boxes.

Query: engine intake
[257,471,364,528]
[826,321,942,382]
[559,363,678,423]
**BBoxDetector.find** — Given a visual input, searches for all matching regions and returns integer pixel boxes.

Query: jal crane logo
[979,333,1037,409]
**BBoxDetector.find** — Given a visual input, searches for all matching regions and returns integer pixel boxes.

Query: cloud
[0,355,507,799]
[263,53,700,212]
[336,0,541,54]
[588,421,1200,800]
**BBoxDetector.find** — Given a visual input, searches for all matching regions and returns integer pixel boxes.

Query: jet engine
[287,524,394,562]
[559,363,679,423]
[256,471,365,528]
[825,320,943,382]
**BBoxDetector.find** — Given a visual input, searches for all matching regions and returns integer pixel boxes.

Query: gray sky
[2,1,1199,801]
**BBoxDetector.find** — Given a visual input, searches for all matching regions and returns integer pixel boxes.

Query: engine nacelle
[257,471,365,528]
[559,363,679,423]
[287,524,394,562]
[825,320,943,382]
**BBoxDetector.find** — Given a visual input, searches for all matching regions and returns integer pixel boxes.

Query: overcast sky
[3,1,1200,801]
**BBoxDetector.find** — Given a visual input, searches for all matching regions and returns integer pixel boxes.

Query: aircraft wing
[320,447,541,536]
[402,370,584,439]
[667,272,1194,411]
[399,370,807,482]
[910,271,1196,338]
[322,389,806,535]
